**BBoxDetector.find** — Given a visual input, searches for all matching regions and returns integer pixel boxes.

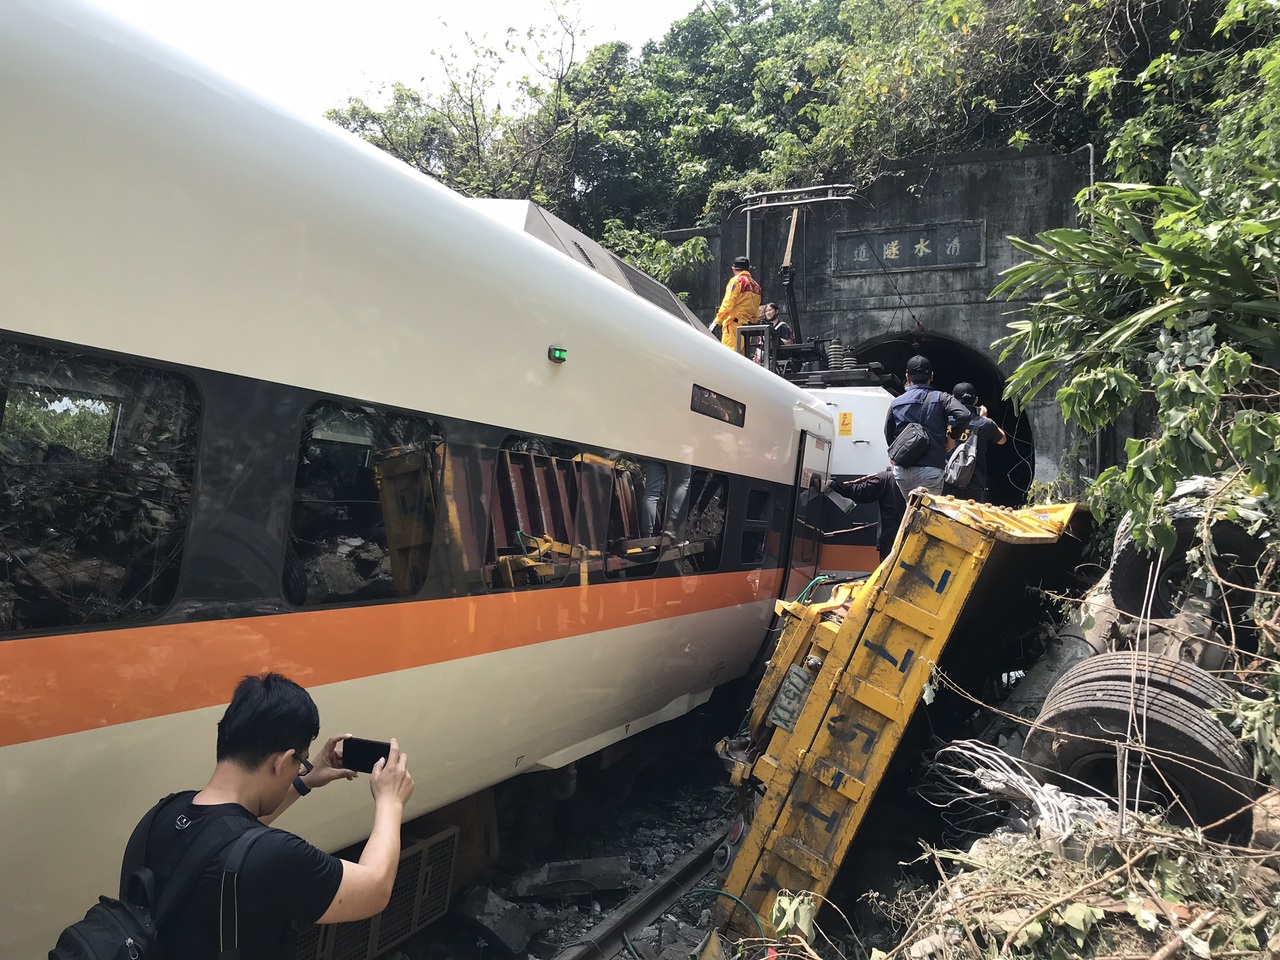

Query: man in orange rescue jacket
[714,255,762,352]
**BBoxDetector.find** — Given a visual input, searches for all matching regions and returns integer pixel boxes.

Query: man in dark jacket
[883,355,971,500]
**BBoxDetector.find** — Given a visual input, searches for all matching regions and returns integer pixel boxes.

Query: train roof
[467,200,707,331]
[0,1,833,484]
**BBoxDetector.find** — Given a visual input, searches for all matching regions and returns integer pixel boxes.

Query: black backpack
[50,793,269,960]
[888,393,940,468]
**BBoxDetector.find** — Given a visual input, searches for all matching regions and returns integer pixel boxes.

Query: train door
[782,431,831,599]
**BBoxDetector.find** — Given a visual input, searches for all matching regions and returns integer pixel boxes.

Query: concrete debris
[398,738,732,959]
[455,887,535,955]
[1252,789,1280,869]
[508,856,633,899]
[906,930,961,958]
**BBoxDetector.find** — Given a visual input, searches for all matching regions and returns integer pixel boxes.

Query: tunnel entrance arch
[851,332,1032,506]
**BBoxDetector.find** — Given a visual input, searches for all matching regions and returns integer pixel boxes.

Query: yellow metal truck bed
[717,494,1085,936]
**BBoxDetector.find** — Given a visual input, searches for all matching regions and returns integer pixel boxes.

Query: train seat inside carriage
[485,445,587,586]
[1,336,755,635]
[481,444,718,588]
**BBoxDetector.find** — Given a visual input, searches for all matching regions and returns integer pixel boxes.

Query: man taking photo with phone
[129,672,414,959]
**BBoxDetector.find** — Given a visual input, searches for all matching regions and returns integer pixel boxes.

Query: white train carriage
[0,2,835,954]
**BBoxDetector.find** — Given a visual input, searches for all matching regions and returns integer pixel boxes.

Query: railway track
[551,828,726,960]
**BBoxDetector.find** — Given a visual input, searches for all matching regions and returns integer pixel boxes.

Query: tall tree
[325,0,1260,245]
[995,0,1280,548]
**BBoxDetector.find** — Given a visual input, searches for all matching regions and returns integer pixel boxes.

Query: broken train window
[0,337,201,635]
[606,456,665,580]
[740,488,772,567]
[679,470,728,573]
[288,400,443,605]
[484,436,582,590]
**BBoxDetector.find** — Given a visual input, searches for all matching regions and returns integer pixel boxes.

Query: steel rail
[551,828,727,960]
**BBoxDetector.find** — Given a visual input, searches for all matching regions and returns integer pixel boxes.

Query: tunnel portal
[852,332,1033,507]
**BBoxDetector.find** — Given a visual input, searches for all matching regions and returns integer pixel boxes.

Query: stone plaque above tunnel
[835,220,985,275]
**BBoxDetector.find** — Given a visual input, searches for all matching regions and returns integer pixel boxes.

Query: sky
[91,0,701,119]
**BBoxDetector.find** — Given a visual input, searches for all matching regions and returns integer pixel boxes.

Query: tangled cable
[919,739,1112,842]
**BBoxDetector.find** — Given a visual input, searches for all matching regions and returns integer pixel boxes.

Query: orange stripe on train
[817,544,881,574]
[0,569,781,747]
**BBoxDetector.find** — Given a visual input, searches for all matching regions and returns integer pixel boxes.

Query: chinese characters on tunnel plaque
[835,220,985,274]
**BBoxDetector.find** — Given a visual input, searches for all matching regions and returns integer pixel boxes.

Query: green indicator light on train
[548,346,568,363]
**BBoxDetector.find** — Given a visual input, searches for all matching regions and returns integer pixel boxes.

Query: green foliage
[1,389,114,458]
[1223,663,1280,783]
[599,221,710,289]
[326,16,595,211]
[327,0,1265,247]
[995,0,1280,544]
[770,890,816,941]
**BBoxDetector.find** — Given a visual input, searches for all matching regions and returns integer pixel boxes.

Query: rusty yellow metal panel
[718,494,1082,937]
[375,443,442,594]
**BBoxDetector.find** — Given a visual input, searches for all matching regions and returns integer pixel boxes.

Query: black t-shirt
[145,793,343,960]
[968,414,1002,489]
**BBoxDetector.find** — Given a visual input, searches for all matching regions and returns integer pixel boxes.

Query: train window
[605,457,665,580]
[691,384,746,428]
[288,400,443,605]
[484,436,581,589]
[0,338,200,635]
[740,488,772,567]
[680,470,727,573]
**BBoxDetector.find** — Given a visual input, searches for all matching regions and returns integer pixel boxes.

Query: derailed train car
[0,2,837,954]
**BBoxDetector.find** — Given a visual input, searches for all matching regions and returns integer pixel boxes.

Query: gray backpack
[944,430,980,488]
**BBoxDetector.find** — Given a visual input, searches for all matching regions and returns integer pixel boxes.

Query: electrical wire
[684,887,769,940]
[919,738,1112,842]
[699,0,747,61]
[794,574,831,605]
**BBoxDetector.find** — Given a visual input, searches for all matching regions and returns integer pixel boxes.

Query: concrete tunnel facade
[668,146,1138,499]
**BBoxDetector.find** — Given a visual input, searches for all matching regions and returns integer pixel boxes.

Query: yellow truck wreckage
[715,493,1088,937]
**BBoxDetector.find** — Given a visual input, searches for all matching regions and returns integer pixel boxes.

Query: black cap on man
[905,355,932,383]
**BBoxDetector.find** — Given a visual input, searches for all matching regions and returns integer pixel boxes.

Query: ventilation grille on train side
[610,253,688,321]
[294,824,460,960]
[570,240,597,270]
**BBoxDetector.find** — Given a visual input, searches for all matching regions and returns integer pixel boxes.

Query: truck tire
[1040,650,1235,714]
[1023,678,1258,837]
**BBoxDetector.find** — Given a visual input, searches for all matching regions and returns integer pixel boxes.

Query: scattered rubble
[848,805,1280,960]
[456,887,535,955]
[403,750,731,960]
[410,483,1280,960]
[509,857,633,899]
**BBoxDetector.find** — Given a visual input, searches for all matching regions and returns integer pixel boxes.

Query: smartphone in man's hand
[341,737,392,774]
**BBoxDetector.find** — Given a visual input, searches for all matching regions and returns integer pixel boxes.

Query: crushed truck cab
[716,493,1089,937]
